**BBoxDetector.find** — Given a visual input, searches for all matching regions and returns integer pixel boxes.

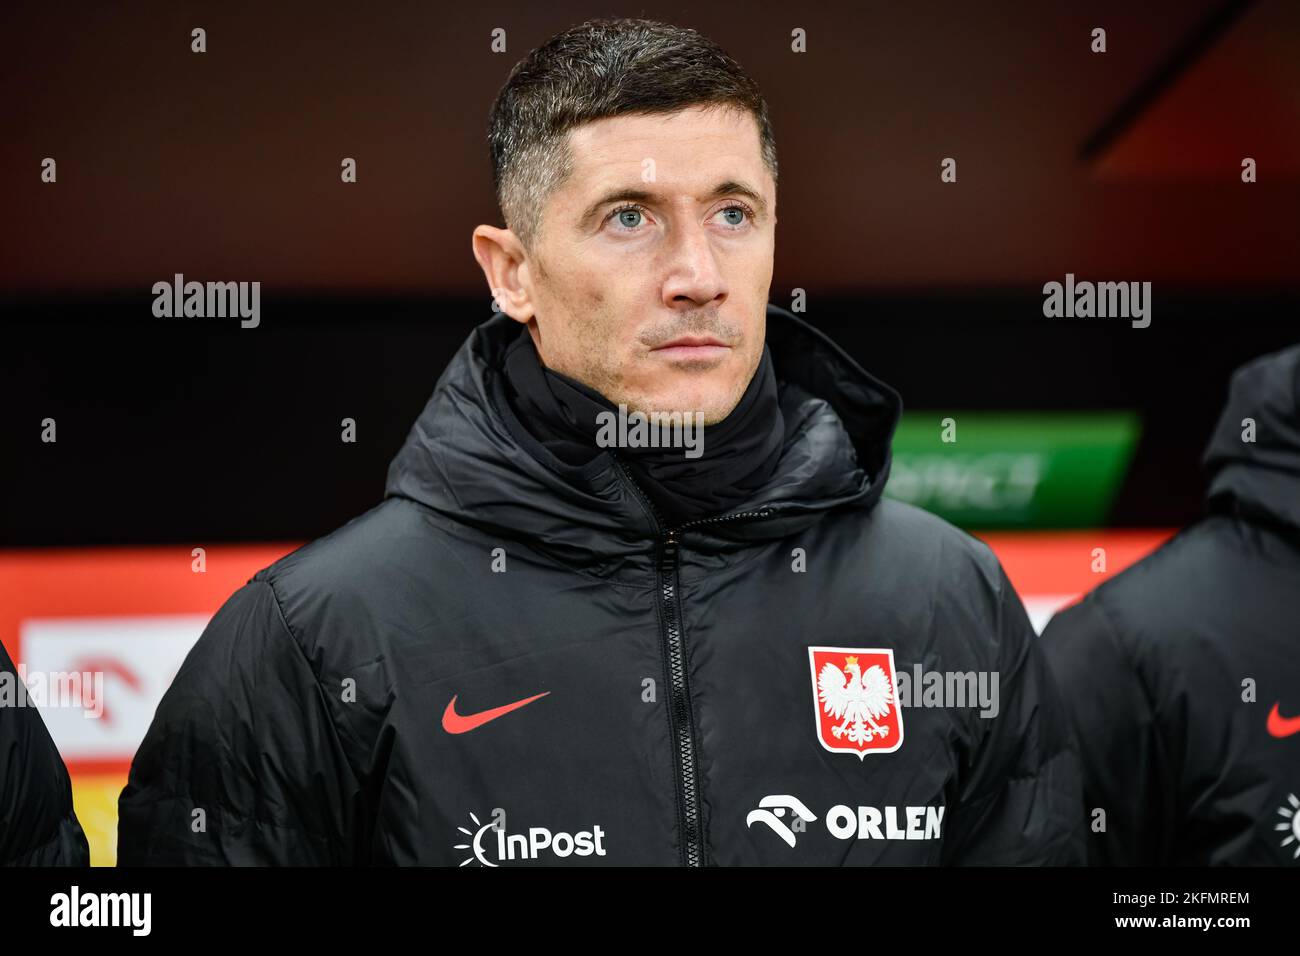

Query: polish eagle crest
[808,647,904,757]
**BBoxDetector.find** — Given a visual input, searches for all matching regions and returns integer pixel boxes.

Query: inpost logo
[455,810,607,866]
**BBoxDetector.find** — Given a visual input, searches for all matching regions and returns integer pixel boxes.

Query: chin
[651,383,742,423]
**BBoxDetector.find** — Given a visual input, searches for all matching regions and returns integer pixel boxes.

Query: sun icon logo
[453,811,499,867]
[1275,793,1300,861]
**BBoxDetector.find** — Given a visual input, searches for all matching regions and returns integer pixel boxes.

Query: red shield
[808,646,903,758]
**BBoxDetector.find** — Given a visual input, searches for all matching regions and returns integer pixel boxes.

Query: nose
[661,219,726,308]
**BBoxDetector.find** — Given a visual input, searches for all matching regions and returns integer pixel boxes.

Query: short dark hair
[487,17,778,253]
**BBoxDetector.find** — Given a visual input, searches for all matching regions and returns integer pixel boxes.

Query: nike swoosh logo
[442,691,550,734]
[1267,702,1300,739]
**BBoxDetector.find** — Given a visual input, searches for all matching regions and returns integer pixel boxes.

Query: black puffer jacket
[1041,345,1300,865]
[118,304,1083,866]
[1,640,90,866]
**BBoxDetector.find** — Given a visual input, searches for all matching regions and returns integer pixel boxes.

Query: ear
[471,224,535,323]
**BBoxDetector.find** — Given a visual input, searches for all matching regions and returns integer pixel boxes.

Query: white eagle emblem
[808,646,903,757]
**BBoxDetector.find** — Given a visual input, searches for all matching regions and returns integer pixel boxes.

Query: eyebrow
[578,179,769,229]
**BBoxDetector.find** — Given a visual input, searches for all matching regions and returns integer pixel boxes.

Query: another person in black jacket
[1041,345,1300,866]
[118,17,1083,866]
[0,641,90,866]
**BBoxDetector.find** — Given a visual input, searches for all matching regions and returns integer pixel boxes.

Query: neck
[501,328,787,528]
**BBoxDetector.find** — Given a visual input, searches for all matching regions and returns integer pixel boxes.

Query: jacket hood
[385,303,902,573]
[1204,344,1300,534]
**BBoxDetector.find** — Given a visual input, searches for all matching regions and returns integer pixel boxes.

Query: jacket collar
[384,303,902,577]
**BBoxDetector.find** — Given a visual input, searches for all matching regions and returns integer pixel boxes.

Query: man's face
[490,105,777,424]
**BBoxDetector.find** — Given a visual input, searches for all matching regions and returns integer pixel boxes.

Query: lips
[651,336,731,361]
[654,336,727,349]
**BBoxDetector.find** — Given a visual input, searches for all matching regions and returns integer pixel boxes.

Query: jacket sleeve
[1038,595,1169,865]
[117,578,361,865]
[0,641,91,866]
[940,567,1086,865]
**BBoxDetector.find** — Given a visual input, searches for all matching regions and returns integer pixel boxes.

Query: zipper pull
[660,531,679,565]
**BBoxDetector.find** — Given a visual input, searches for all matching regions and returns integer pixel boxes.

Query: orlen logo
[455,810,607,866]
[745,795,818,848]
[747,795,945,848]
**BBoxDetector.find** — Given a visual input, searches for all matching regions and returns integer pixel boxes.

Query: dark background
[3,0,1297,546]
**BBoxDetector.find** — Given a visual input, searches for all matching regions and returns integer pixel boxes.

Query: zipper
[612,455,774,866]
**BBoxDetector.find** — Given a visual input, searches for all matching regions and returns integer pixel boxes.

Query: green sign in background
[885,412,1141,528]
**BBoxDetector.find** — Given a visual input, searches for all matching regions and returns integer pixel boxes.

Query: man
[1,641,90,866]
[119,17,1082,865]
[1041,345,1300,866]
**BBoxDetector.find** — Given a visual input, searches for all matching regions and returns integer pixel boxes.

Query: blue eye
[616,207,643,229]
[720,206,747,227]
